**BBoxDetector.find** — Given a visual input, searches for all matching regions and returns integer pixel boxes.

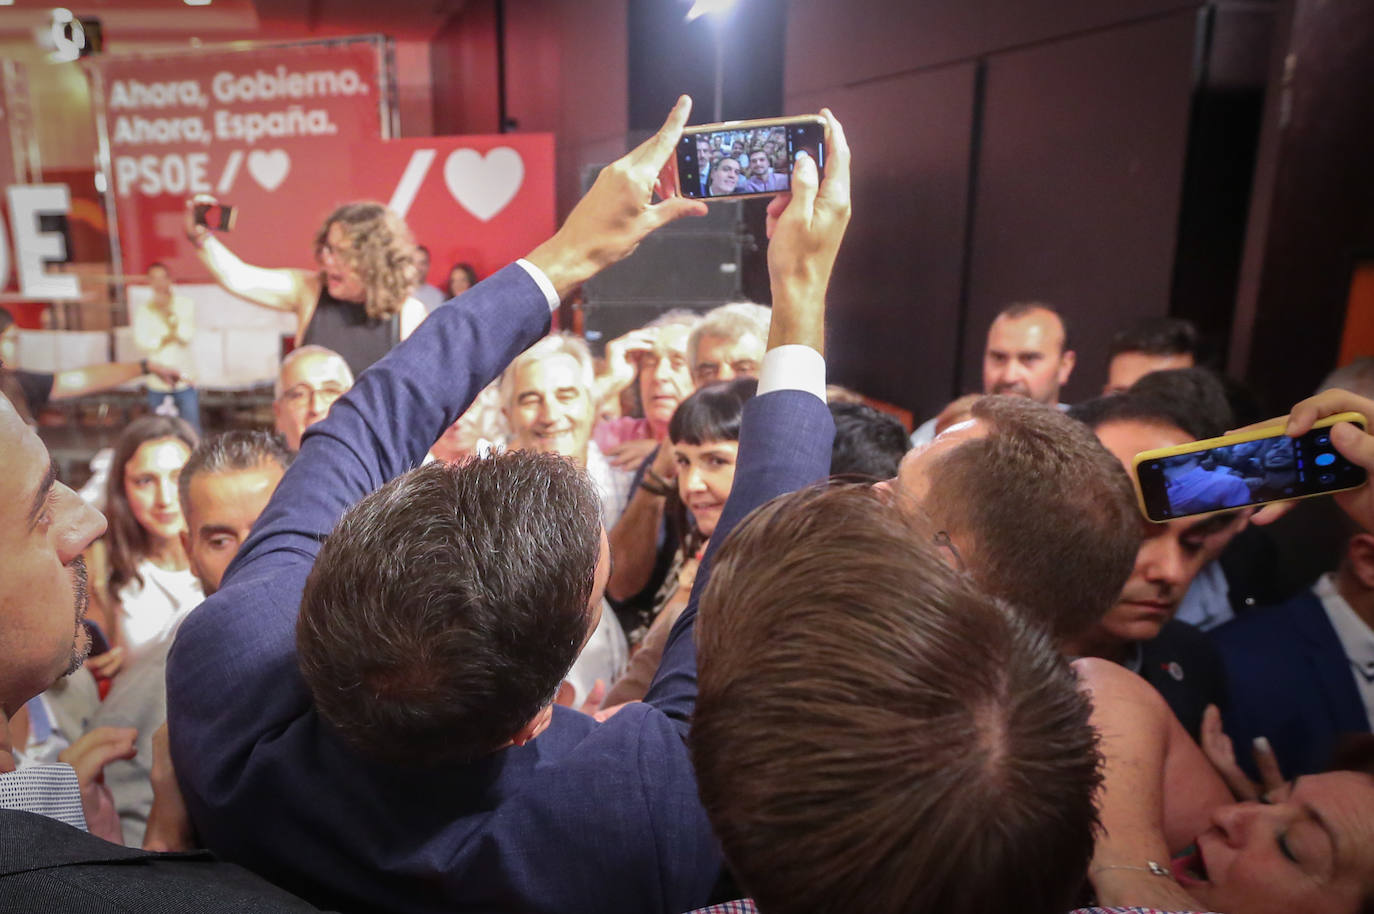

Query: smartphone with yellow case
[1132,411,1367,523]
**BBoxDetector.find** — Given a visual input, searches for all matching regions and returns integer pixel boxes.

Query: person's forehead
[515,353,586,394]
[656,325,693,352]
[127,436,191,472]
[987,310,1064,352]
[1292,772,1374,871]
[282,353,350,389]
[698,330,761,357]
[1094,419,1189,470]
[187,463,284,525]
[896,417,989,496]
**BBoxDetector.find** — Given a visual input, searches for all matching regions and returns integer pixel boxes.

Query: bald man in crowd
[910,302,1076,446]
[273,345,354,451]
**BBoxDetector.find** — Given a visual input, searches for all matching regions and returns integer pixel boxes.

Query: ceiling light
[685,0,739,22]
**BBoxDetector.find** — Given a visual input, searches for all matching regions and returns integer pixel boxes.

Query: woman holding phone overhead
[184,195,427,375]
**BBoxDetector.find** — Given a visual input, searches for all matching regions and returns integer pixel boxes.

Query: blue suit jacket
[1213,588,1370,779]
[166,263,836,914]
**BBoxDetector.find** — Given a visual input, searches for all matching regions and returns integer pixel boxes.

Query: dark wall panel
[962,11,1201,402]
[1232,0,1374,409]
[786,0,1206,97]
[789,65,977,418]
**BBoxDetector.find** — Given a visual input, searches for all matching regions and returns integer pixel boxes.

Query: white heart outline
[443,147,524,222]
[246,149,290,192]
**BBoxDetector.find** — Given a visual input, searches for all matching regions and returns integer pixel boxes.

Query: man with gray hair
[273,345,354,452]
[502,333,632,527]
[501,333,633,707]
[688,301,770,387]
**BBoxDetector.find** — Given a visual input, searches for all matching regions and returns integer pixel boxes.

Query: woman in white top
[102,416,202,666]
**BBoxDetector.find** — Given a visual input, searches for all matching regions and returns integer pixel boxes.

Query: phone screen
[195,203,236,232]
[677,120,825,199]
[1136,422,1367,522]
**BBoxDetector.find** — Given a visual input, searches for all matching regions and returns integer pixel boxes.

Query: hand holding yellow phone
[1131,411,1368,523]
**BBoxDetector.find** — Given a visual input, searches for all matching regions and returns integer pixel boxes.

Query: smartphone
[1132,411,1368,523]
[194,202,237,232]
[677,115,826,201]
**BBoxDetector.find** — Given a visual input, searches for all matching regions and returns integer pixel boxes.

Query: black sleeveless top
[299,286,399,376]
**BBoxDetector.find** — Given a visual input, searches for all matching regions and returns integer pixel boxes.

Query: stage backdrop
[368,135,556,287]
[89,41,554,290]
[89,39,388,279]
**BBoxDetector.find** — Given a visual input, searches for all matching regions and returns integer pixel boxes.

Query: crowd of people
[697,125,794,196]
[2,96,1374,914]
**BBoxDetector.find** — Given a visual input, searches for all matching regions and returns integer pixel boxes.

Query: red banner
[91,40,386,278]
[359,135,556,287]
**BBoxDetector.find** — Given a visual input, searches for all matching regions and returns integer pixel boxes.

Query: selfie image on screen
[681,121,825,199]
[1140,421,1371,520]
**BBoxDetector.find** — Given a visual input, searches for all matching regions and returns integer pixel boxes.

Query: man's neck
[1063,629,1131,665]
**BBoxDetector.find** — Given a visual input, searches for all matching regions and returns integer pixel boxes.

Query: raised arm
[50,360,179,400]
[1074,657,1232,910]
[646,110,851,728]
[184,196,316,316]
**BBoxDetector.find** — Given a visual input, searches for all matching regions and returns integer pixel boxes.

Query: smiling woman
[602,378,757,707]
[101,416,201,664]
[184,195,426,375]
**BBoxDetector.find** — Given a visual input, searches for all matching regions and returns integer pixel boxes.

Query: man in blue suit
[1215,513,1374,779]
[165,98,850,914]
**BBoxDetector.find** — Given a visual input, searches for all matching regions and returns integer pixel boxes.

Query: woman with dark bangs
[603,377,756,707]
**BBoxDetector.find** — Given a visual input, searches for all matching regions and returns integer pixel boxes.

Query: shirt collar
[1315,573,1374,679]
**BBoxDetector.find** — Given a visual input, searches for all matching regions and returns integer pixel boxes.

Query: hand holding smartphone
[1132,411,1368,522]
[675,115,826,201]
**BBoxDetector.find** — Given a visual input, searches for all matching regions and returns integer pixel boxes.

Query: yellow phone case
[1130,411,1368,523]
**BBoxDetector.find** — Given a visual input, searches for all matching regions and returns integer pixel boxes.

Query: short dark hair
[669,377,757,447]
[667,378,757,555]
[694,485,1101,914]
[1108,316,1199,361]
[1070,367,1233,441]
[828,401,908,480]
[297,452,602,766]
[995,301,1070,351]
[920,395,1140,642]
[178,430,293,516]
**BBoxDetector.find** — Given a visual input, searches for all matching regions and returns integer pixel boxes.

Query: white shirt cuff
[756,344,826,402]
[515,259,561,312]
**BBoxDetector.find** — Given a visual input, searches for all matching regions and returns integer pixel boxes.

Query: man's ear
[179,527,191,557]
[1346,533,1374,591]
[1058,349,1077,385]
[511,703,554,747]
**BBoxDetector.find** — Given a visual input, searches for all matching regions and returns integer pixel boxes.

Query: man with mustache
[0,397,317,909]
[0,395,125,837]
